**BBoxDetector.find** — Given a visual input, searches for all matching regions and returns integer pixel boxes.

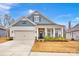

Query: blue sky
[0,3,79,27]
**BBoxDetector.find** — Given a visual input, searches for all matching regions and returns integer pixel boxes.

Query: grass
[0,37,10,43]
[32,41,79,53]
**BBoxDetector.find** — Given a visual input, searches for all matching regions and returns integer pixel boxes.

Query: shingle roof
[27,11,64,26]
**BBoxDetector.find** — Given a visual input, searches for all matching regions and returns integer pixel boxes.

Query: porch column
[50,29,53,37]
[53,28,55,37]
[45,28,47,36]
[37,28,38,40]
[61,28,63,37]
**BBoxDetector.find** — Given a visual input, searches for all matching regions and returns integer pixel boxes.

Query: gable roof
[9,16,36,27]
[27,11,60,25]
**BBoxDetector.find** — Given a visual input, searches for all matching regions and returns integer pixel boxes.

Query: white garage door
[14,30,35,41]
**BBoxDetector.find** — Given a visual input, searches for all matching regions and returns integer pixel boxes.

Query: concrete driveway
[0,39,35,56]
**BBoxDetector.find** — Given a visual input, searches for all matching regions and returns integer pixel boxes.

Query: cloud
[72,17,79,22]
[28,9,35,14]
[75,17,79,20]
[0,3,17,14]
[55,14,72,19]
[0,4,10,10]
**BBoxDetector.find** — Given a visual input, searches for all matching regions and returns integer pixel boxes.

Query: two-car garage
[14,30,35,40]
[10,27,35,41]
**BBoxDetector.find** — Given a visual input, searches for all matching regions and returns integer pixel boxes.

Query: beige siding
[66,33,71,40]
[66,31,79,40]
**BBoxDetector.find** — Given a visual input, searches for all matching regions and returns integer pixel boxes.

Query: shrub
[44,36,55,41]
[58,37,64,40]
[44,36,50,41]
[50,37,55,40]
[44,36,65,41]
[54,37,58,40]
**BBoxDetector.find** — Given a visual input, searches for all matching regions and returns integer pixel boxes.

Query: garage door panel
[14,30,35,40]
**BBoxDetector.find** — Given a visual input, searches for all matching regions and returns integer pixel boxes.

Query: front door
[39,32,43,39]
[38,28,45,39]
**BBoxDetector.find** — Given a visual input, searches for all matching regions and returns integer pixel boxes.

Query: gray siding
[13,20,35,26]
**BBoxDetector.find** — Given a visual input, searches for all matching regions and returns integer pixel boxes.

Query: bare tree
[2,14,15,38]
[2,14,15,27]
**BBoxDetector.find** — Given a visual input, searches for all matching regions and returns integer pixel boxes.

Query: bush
[44,36,65,41]
[44,36,50,41]
[58,37,64,40]
[44,36,55,41]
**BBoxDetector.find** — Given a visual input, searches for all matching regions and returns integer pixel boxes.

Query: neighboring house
[66,23,79,40]
[10,11,65,40]
[0,25,7,37]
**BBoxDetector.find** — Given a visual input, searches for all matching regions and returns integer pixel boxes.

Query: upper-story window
[34,16,39,22]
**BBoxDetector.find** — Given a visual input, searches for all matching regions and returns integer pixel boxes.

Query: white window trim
[34,16,39,22]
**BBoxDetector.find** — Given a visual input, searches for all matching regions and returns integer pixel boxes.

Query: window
[22,21,26,24]
[34,16,39,22]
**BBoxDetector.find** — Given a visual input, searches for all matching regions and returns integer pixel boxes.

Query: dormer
[27,11,57,25]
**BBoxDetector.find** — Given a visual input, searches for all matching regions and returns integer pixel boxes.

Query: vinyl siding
[13,20,35,26]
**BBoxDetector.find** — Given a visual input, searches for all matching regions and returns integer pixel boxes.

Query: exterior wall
[66,32,72,40]
[0,29,6,37]
[73,31,79,40]
[66,31,79,40]
[10,26,35,37]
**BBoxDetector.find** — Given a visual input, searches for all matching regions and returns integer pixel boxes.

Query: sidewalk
[30,52,79,56]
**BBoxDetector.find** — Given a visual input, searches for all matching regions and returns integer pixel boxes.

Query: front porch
[36,27,64,40]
